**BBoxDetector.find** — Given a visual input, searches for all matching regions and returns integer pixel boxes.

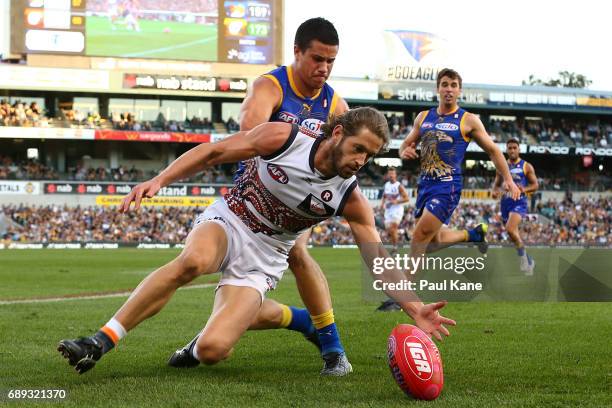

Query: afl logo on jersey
[434,123,459,131]
[301,118,325,134]
[321,190,333,202]
[267,164,289,184]
[278,111,299,124]
[421,122,434,129]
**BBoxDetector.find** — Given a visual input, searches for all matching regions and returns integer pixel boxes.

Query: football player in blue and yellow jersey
[172,18,352,376]
[398,68,520,281]
[493,139,539,275]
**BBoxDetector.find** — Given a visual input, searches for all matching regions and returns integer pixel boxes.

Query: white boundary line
[0,283,216,306]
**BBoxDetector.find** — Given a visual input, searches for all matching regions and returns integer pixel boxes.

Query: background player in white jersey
[57,108,455,376]
[493,138,539,274]
[380,168,409,253]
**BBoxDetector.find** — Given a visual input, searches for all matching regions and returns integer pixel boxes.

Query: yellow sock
[279,304,292,328]
[311,309,335,330]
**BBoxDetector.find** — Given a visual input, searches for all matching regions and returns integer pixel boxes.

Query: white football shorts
[384,205,404,226]
[194,200,289,302]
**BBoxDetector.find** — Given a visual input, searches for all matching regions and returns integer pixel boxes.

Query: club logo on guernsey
[321,190,333,202]
[434,123,459,131]
[278,111,299,124]
[267,164,289,184]
[404,336,433,380]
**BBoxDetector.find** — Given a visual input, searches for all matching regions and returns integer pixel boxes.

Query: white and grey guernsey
[383,180,403,213]
[224,124,358,245]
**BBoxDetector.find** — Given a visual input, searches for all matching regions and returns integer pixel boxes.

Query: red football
[387,324,444,400]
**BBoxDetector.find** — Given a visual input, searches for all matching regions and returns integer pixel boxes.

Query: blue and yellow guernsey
[263,65,338,134]
[505,159,529,201]
[417,107,471,182]
[235,65,339,181]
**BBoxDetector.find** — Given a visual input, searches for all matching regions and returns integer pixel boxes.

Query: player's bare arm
[465,113,521,200]
[399,111,427,160]
[379,192,386,211]
[333,95,349,116]
[523,163,539,194]
[492,172,504,199]
[121,122,292,211]
[342,187,456,341]
[397,184,410,204]
[239,76,283,130]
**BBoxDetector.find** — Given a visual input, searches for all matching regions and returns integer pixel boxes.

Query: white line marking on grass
[123,36,216,57]
[0,283,216,305]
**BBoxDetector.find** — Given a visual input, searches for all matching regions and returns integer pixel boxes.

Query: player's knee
[287,244,311,272]
[414,225,437,242]
[195,338,231,365]
[175,250,216,282]
[508,229,520,241]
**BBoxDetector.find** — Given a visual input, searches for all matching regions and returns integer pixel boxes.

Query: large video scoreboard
[10,0,281,64]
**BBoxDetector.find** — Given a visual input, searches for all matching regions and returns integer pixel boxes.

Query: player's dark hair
[436,68,462,88]
[322,107,390,150]
[387,168,397,173]
[507,138,520,147]
[294,17,339,51]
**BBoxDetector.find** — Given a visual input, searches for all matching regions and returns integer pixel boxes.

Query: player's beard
[331,138,352,179]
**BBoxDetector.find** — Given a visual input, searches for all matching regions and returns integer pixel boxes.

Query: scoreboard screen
[11,0,280,64]
[13,0,86,54]
[219,1,274,64]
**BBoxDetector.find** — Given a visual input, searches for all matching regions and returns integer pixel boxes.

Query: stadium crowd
[1,156,609,192]
[2,197,610,246]
[0,156,58,180]
[0,100,47,127]
[1,98,611,147]
[384,113,612,147]
[309,197,611,247]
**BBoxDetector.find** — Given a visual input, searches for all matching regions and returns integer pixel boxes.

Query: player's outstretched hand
[120,178,162,212]
[411,301,456,342]
[400,142,418,160]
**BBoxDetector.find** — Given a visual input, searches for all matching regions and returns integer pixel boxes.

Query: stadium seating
[2,197,609,246]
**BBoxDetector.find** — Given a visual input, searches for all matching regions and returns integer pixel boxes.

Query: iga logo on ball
[387,324,444,400]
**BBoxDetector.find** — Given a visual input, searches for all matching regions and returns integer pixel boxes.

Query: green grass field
[1,249,610,407]
[86,16,217,61]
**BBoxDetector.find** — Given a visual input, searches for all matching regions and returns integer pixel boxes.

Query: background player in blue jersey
[493,138,539,275]
[396,69,520,293]
[173,18,352,376]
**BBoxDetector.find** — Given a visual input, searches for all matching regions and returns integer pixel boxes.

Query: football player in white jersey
[380,168,409,253]
[58,108,455,376]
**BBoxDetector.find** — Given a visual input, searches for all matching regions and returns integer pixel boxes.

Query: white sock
[191,344,200,362]
[104,318,127,341]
